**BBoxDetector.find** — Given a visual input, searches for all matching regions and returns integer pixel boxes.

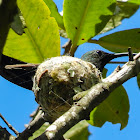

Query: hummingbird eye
[96,50,102,56]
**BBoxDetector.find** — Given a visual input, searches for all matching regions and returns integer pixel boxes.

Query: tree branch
[34,53,140,140]
[16,110,45,140]
[0,113,19,135]
[0,126,15,140]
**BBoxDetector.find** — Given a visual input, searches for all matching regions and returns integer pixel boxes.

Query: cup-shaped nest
[33,56,101,122]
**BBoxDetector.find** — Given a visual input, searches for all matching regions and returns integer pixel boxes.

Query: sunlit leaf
[4,29,42,63]
[4,0,60,63]
[100,1,139,34]
[89,85,129,130]
[98,28,140,53]
[64,120,89,140]
[43,0,64,29]
[63,0,116,46]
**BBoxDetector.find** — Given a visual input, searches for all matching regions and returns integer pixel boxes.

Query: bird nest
[32,56,101,122]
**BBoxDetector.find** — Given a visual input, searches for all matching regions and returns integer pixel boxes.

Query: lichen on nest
[33,56,101,122]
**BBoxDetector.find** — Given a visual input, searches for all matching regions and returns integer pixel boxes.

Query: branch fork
[34,52,140,140]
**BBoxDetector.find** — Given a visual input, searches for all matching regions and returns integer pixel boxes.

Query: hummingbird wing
[0,54,38,90]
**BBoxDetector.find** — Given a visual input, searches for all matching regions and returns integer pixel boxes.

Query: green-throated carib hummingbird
[0,50,131,90]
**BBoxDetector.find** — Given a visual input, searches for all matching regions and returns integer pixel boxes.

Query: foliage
[89,69,129,130]
[0,0,140,139]
[63,0,116,46]
[29,123,50,140]
[98,29,140,52]
[4,0,60,63]
[64,120,89,140]
[89,85,129,130]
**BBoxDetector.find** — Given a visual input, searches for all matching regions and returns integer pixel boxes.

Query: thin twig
[109,61,126,64]
[0,113,19,135]
[0,126,16,140]
[128,47,134,61]
[16,110,45,140]
[30,105,41,121]
[5,63,39,69]
[62,40,72,55]
[134,52,140,60]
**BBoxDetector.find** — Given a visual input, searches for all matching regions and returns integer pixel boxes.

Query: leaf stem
[69,44,78,56]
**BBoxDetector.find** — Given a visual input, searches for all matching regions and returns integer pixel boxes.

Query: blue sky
[0,1,140,139]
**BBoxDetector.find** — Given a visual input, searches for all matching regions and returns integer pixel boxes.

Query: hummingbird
[81,50,130,72]
[0,50,131,90]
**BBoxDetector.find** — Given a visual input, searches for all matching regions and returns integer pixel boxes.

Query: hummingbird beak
[110,52,137,60]
[100,52,137,72]
[112,52,128,59]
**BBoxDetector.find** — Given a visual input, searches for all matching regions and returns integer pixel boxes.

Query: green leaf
[102,68,108,78]
[43,0,65,29]
[89,85,129,130]
[4,29,41,63]
[3,0,60,63]
[11,10,25,35]
[29,123,49,140]
[63,0,116,46]
[100,1,139,34]
[98,28,140,53]
[0,0,17,56]
[64,120,89,140]
[137,74,140,89]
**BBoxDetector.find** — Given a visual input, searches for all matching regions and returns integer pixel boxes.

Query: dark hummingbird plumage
[81,50,129,72]
[0,50,131,90]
